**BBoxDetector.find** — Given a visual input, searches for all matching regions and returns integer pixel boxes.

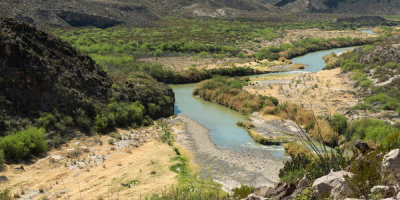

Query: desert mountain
[1,0,398,28]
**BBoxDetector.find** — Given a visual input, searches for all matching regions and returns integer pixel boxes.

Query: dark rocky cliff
[0,17,174,135]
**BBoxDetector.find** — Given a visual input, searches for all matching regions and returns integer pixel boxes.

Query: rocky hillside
[1,0,398,28]
[0,17,174,136]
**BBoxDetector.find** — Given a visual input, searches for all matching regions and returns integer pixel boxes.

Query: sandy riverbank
[168,115,285,191]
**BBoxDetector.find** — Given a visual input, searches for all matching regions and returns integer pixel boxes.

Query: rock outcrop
[312,170,353,199]
[0,17,112,133]
[245,182,296,200]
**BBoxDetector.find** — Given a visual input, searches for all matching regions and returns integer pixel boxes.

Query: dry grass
[275,103,315,126]
[323,52,342,69]
[309,119,339,146]
[246,68,360,116]
[284,142,311,158]
[248,129,291,145]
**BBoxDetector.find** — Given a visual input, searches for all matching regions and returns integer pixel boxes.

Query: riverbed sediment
[169,115,285,191]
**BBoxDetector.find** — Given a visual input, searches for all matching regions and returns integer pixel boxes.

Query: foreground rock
[382,149,400,183]
[245,182,298,200]
[312,170,353,199]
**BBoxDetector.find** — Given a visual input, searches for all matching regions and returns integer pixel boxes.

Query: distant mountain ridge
[274,0,400,14]
[0,0,399,28]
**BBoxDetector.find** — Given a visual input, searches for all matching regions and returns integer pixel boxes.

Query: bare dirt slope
[1,126,178,200]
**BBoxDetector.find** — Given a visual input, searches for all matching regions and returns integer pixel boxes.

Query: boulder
[331,180,353,200]
[0,176,7,182]
[370,185,397,198]
[354,140,372,154]
[254,186,274,197]
[250,183,295,200]
[271,182,296,199]
[382,149,400,183]
[312,170,353,199]
[290,176,310,198]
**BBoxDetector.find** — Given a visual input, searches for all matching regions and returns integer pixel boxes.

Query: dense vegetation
[256,37,378,61]
[53,18,378,61]
[51,18,381,84]
[108,61,257,84]
[193,76,278,114]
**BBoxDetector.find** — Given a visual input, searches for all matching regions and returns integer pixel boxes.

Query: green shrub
[0,189,11,200]
[0,150,5,171]
[352,103,373,110]
[161,123,174,146]
[346,119,399,143]
[0,126,48,162]
[154,49,163,57]
[109,132,121,140]
[37,113,56,129]
[94,114,108,133]
[342,62,364,72]
[329,114,347,135]
[381,132,400,150]
[106,101,145,127]
[75,116,92,133]
[293,187,314,200]
[346,151,385,199]
[231,185,255,200]
[148,103,161,117]
[279,155,308,183]
[366,93,400,111]
[108,138,115,145]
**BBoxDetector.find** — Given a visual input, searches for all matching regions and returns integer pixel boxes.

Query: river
[169,46,356,189]
[171,46,355,152]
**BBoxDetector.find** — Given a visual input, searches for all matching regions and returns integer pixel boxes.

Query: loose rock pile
[244,144,400,200]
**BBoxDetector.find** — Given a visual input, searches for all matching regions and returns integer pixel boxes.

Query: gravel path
[169,115,285,191]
